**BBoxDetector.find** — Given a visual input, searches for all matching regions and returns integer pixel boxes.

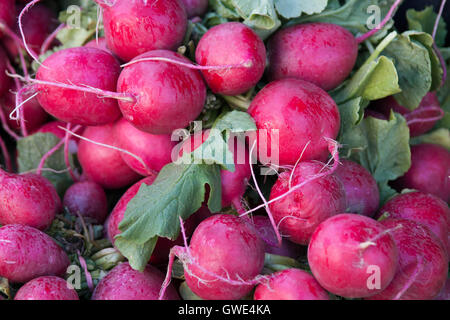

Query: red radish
[1,84,48,134]
[178,130,251,211]
[63,181,108,224]
[95,0,187,62]
[92,262,179,300]
[335,159,380,217]
[35,47,122,126]
[36,121,80,153]
[114,118,176,176]
[267,23,358,91]
[251,215,302,259]
[308,214,399,298]
[117,50,206,135]
[434,279,450,300]
[367,218,448,300]
[254,269,329,300]
[14,276,79,300]
[181,0,208,18]
[0,0,16,38]
[77,123,141,189]
[248,79,340,165]
[377,192,449,254]
[85,37,111,53]
[106,176,201,265]
[268,161,347,245]
[0,169,61,230]
[195,22,266,95]
[395,144,450,203]
[0,224,70,283]
[370,93,444,137]
[0,47,11,96]
[183,214,265,300]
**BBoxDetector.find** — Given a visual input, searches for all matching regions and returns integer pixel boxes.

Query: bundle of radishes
[0,0,448,301]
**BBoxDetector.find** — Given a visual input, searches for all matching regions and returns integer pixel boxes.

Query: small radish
[35,47,123,126]
[117,50,207,134]
[114,118,176,176]
[95,0,187,62]
[267,23,358,91]
[92,262,179,300]
[268,161,347,245]
[377,192,449,255]
[36,121,80,154]
[14,276,79,300]
[251,215,302,259]
[335,159,380,217]
[0,224,70,283]
[84,37,111,53]
[394,144,450,203]
[308,214,399,298]
[195,22,266,95]
[370,93,444,137]
[366,218,448,300]
[63,181,108,224]
[248,79,340,165]
[254,269,329,300]
[77,123,141,189]
[0,169,61,230]
[182,214,265,300]
[181,0,208,18]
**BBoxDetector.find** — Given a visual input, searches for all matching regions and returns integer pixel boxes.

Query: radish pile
[0,0,448,301]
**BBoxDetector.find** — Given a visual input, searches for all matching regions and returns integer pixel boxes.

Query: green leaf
[406,6,447,47]
[17,133,74,197]
[115,163,221,271]
[274,0,328,19]
[333,32,401,104]
[341,112,411,204]
[382,31,434,110]
[337,97,365,141]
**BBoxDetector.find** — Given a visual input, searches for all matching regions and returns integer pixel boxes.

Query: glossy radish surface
[14,276,79,300]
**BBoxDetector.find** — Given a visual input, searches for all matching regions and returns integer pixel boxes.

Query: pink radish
[77,123,141,189]
[114,118,176,176]
[95,0,187,62]
[0,0,16,38]
[14,276,79,300]
[0,169,61,230]
[308,214,399,298]
[195,22,266,95]
[254,269,329,300]
[248,79,340,165]
[181,0,208,18]
[335,159,380,217]
[0,224,70,283]
[367,218,448,300]
[117,50,206,135]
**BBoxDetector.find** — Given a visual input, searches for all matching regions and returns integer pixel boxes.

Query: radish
[267,23,358,91]
[195,22,266,95]
[268,161,347,245]
[117,50,206,134]
[92,262,179,300]
[84,37,111,53]
[77,123,141,189]
[0,46,11,96]
[14,276,79,300]
[36,121,80,154]
[254,269,329,300]
[34,47,123,126]
[247,79,340,165]
[0,169,61,230]
[178,130,251,212]
[182,214,265,300]
[366,218,448,300]
[394,144,450,203]
[114,118,176,176]
[251,215,302,259]
[95,0,187,62]
[0,0,16,38]
[435,279,450,300]
[370,93,444,137]
[63,181,108,224]
[335,159,380,217]
[181,0,208,18]
[308,214,399,298]
[0,224,70,283]
[377,192,449,255]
